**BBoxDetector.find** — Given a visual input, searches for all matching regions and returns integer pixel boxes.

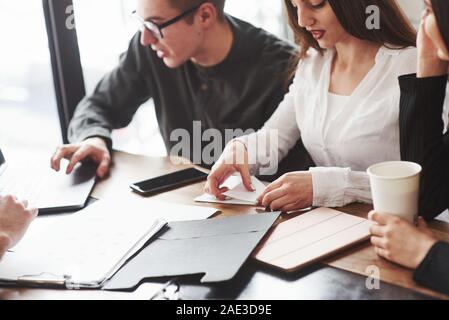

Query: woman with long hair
[370,0,449,295]
[205,0,421,211]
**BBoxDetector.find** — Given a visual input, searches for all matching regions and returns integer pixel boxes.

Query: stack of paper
[195,175,266,205]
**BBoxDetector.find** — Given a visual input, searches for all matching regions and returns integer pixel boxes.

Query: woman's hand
[369,211,438,269]
[257,171,313,212]
[417,15,448,77]
[204,140,254,200]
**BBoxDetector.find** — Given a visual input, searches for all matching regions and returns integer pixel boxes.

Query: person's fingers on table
[257,180,282,204]
[214,170,235,200]
[280,202,302,213]
[0,234,12,253]
[215,193,228,201]
[20,204,38,221]
[3,194,18,202]
[66,147,91,174]
[205,173,221,197]
[209,187,230,201]
[51,145,76,172]
[236,164,254,192]
[216,169,234,188]
[28,206,39,220]
[203,182,211,194]
[51,147,65,171]
[206,169,229,200]
[370,235,387,249]
[268,195,292,211]
[96,154,111,178]
[374,246,391,260]
[208,178,228,200]
[20,199,29,209]
[260,187,285,207]
[204,173,221,195]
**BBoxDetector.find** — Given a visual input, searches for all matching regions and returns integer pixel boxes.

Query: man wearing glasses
[51,0,311,179]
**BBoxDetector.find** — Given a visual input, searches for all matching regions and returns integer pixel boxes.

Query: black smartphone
[130,168,208,196]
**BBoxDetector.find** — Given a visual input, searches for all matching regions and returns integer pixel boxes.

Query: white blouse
[238,46,447,207]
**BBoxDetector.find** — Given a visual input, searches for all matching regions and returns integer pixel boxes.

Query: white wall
[398,0,423,26]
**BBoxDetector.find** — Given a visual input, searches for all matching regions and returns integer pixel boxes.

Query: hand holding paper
[203,140,253,200]
[222,176,266,204]
[196,175,266,206]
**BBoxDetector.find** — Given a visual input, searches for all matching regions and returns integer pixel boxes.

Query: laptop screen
[0,147,5,175]
[0,148,5,166]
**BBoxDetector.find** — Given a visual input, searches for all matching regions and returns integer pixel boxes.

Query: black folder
[104,212,281,290]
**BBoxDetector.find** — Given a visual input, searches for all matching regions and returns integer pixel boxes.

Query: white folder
[0,198,217,289]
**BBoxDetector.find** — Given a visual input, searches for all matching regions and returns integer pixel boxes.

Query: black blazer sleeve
[413,241,449,295]
[399,74,449,220]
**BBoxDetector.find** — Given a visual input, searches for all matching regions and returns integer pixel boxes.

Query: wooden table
[1,151,449,299]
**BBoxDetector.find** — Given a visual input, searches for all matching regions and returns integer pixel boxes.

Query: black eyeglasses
[131,2,205,39]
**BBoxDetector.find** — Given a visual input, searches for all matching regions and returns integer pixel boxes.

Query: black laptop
[0,146,96,214]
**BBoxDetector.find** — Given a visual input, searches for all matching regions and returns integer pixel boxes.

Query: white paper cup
[367,161,422,223]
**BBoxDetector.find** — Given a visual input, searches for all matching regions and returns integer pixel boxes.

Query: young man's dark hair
[169,0,226,22]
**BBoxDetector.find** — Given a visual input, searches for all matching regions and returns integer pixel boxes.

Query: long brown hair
[431,0,449,52]
[285,0,416,63]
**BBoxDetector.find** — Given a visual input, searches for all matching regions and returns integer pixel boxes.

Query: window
[226,0,290,40]
[397,0,423,27]
[0,0,422,158]
[73,0,160,155]
[0,0,61,155]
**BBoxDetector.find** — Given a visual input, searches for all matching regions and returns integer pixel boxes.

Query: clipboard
[0,200,167,289]
[0,198,217,289]
[254,207,372,272]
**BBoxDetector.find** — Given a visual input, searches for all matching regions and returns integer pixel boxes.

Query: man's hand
[0,195,38,256]
[51,137,112,178]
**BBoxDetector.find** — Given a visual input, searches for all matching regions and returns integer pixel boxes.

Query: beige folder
[255,207,372,272]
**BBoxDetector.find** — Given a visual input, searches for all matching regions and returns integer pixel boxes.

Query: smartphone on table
[130,167,208,196]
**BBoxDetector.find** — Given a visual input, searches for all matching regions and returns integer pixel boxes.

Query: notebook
[0,146,96,214]
[255,207,372,272]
